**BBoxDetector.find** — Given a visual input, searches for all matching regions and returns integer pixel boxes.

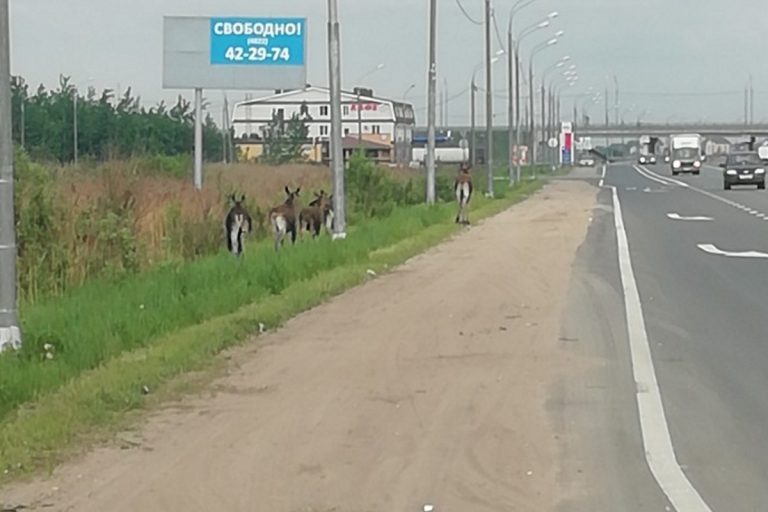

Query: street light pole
[0,0,21,352]
[484,0,494,198]
[327,0,346,239]
[426,0,437,204]
[354,63,385,149]
[470,77,477,166]
[73,91,79,166]
[506,0,541,186]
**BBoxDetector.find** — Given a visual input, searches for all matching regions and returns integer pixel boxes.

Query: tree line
[9,75,225,163]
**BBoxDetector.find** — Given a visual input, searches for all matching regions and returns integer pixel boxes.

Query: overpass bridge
[574,123,768,138]
[416,124,768,140]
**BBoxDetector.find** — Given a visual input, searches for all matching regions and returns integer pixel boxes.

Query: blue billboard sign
[209,17,306,66]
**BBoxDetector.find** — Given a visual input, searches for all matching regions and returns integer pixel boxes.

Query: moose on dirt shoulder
[269,186,301,251]
[299,189,334,240]
[454,163,473,225]
[224,194,253,257]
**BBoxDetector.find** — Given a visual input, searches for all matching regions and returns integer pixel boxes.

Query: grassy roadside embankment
[0,177,545,483]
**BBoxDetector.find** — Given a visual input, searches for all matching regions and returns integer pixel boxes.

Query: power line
[454,0,483,25]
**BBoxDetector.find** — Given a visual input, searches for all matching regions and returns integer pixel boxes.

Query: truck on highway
[669,133,703,175]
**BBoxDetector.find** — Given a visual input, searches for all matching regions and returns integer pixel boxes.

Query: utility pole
[470,79,476,166]
[221,99,227,164]
[443,77,449,127]
[438,86,443,128]
[514,45,521,182]
[749,75,754,126]
[0,0,21,352]
[528,62,535,167]
[356,89,362,148]
[328,0,346,237]
[507,31,515,185]
[73,92,78,166]
[20,98,25,149]
[484,0,494,197]
[224,94,232,163]
[540,81,546,167]
[744,86,748,126]
[193,88,203,190]
[605,87,611,153]
[426,0,437,204]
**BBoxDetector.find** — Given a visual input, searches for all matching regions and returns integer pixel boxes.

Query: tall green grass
[0,202,457,421]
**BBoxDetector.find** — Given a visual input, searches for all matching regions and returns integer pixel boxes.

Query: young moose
[454,163,473,225]
[224,194,253,257]
[269,186,301,251]
[299,190,334,239]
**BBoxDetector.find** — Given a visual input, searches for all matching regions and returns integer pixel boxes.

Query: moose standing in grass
[224,194,253,257]
[454,163,473,225]
[299,189,334,239]
[270,186,301,251]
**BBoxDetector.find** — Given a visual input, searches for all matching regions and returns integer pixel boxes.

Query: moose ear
[240,194,246,202]
[295,187,301,195]
[284,186,290,195]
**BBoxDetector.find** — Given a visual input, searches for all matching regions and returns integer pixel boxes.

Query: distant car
[577,156,595,167]
[664,155,670,163]
[638,154,657,165]
[721,151,766,190]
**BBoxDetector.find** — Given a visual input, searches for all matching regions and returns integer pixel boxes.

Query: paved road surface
[591,162,768,512]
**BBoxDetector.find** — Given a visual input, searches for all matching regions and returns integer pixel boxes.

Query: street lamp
[505,0,543,183]
[470,53,503,167]
[353,63,385,146]
[508,12,557,184]
[528,37,558,167]
[402,83,416,100]
[541,59,571,168]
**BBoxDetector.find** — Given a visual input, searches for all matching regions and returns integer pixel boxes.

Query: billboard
[163,16,307,90]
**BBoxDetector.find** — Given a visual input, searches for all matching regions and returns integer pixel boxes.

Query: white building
[231,86,416,164]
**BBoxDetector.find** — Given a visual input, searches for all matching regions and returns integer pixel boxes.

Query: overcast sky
[8,0,766,125]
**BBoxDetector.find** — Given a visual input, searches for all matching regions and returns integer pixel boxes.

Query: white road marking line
[697,243,768,259]
[637,165,690,188]
[636,165,768,220]
[599,164,606,187]
[610,186,713,512]
[633,165,675,187]
[666,213,713,221]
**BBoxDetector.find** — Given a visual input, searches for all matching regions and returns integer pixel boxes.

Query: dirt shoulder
[3,180,597,512]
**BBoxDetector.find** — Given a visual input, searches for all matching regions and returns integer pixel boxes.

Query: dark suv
[721,151,766,190]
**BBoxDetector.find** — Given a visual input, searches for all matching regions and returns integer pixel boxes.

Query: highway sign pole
[193,87,203,190]
[328,0,346,238]
[425,0,436,205]
[0,0,21,352]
